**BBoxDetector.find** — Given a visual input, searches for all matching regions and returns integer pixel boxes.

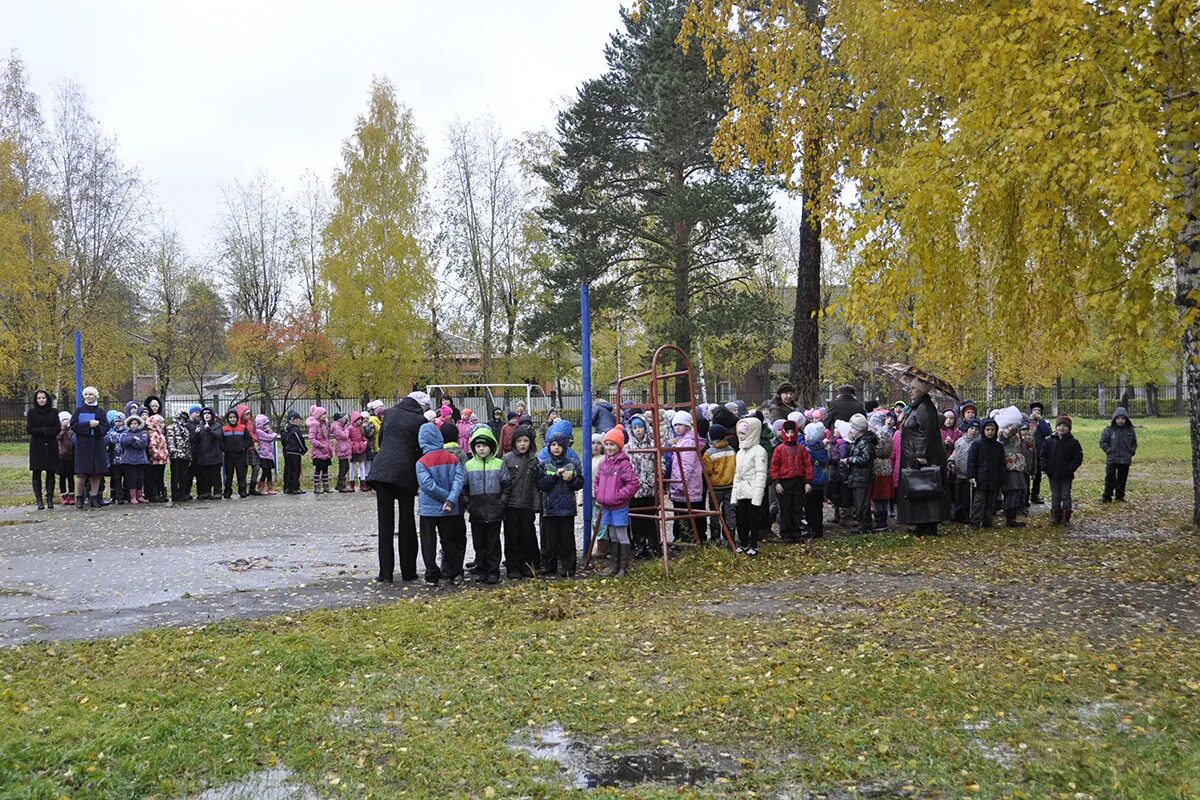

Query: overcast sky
[4,1,624,255]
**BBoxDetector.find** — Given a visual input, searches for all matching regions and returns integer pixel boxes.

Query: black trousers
[259,459,275,483]
[109,466,126,503]
[472,519,503,579]
[630,496,659,554]
[336,458,350,489]
[540,515,577,575]
[419,515,465,582]
[1031,467,1044,500]
[735,498,759,549]
[852,483,872,533]
[147,463,166,499]
[1103,463,1130,500]
[123,463,145,492]
[283,453,302,492]
[503,507,539,577]
[952,477,971,522]
[31,469,55,501]
[777,478,806,540]
[804,484,825,537]
[970,487,997,527]
[58,459,73,493]
[170,459,191,499]
[375,484,417,581]
[197,464,222,497]
[223,454,247,497]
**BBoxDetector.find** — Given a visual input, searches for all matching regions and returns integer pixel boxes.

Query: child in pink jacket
[331,412,353,492]
[254,414,279,495]
[307,405,333,494]
[594,425,641,578]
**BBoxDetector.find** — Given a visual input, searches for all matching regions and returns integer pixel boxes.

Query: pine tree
[533,0,775,394]
[321,77,429,398]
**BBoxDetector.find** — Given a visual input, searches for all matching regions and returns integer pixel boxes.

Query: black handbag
[901,466,943,498]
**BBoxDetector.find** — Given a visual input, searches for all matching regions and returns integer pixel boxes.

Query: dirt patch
[704,572,1200,638]
[1066,521,1176,543]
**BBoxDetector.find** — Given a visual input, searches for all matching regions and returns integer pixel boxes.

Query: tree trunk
[1169,130,1200,524]
[789,0,824,409]
[791,181,822,407]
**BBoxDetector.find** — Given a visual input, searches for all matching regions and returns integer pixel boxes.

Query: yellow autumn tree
[685,0,1200,519]
[321,77,430,399]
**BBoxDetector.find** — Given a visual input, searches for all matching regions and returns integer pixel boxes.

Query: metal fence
[1,383,1189,443]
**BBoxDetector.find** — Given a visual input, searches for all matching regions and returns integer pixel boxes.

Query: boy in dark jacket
[1099,407,1137,502]
[415,422,466,586]
[537,431,584,577]
[1042,414,1084,525]
[193,408,224,499]
[282,410,308,494]
[221,409,251,498]
[465,427,505,584]
[966,418,1005,529]
[770,420,813,542]
[500,425,541,579]
[844,414,877,535]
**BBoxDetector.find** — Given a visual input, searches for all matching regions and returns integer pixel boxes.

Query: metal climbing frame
[587,344,736,575]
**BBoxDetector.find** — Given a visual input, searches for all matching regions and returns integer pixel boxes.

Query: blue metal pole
[74,330,83,407]
[580,283,593,556]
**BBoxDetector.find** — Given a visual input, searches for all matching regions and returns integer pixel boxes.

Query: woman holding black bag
[897,379,951,535]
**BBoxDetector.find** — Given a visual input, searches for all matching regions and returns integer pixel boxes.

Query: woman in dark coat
[27,389,60,510]
[70,385,109,508]
[366,392,429,583]
[897,379,951,535]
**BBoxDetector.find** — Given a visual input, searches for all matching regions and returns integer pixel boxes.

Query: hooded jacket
[594,448,640,509]
[770,433,813,483]
[537,435,584,516]
[254,414,278,461]
[415,422,465,517]
[591,400,617,433]
[146,416,169,465]
[845,428,877,488]
[367,397,425,492]
[464,426,504,522]
[349,412,367,458]
[949,430,978,478]
[803,425,830,487]
[166,414,194,461]
[668,426,704,503]
[500,427,541,511]
[221,414,251,458]
[702,438,737,489]
[623,418,659,499]
[282,417,308,456]
[538,418,580,463]
[106,413,128,466]
[967,425,1006,490]
[456,411,477,451]
[235,404,256,446]
[1041,430,1083,479]
[331,415,352,460]
[732,417,769,505]
[193,411,225,466]
[307,406,333,461]
[941,410,962,459]
[119,421,149,466]
[142,395,164,419]
[1099,408,1137,465]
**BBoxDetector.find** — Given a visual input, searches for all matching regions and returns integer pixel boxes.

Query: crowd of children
[26,384,1141,586]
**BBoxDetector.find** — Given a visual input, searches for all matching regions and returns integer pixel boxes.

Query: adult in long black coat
[826,385,866,429]
[897,380,951,534]
[367,392,429,582]
[70,386,109,508]
[26,390,59,510]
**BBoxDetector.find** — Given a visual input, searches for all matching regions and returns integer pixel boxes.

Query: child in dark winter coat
[802,423,830,538]
[1041,415,1083,525]
[845,414,878,535]
[537,432,584,577]
[221,410,251,498]
[166,410,194,502]
[106,411,128,505]
[770,420,813,542]
[193,408,224,500]
[282,411,308,494]
[500,425,541,579]
[1099,407,1137,502]
[967,418,1005,529]
[415,422,466,585]
[120,414,150,505]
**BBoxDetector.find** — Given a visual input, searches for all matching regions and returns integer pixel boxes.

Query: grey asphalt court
[0,492,590,647]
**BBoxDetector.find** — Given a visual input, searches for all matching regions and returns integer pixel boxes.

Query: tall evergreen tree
[532,0,775,393]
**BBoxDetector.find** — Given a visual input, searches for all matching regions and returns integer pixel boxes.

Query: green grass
[0,422,1197,798]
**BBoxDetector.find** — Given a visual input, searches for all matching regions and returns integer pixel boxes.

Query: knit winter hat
[964,419,981,430]
[781,420,798,440]
[441,422,458,444]
[424,410,437,421]
[188,405,202,415]
[850,413,869,432]
[591,433,604,445]
[1056,414,1072,430]
[603,425,625,448]
[804,421,826,444]
[709,422,727,441]
[407,391,431,409]
[671,410,694,429]
[462,408,474,419]
[332,411,344,422]
[58,411,72,423]
[507,411,519,420]
[512,425,535,446]
[287,410,301,420]
[126,414,143,428]
[367,399,384,411]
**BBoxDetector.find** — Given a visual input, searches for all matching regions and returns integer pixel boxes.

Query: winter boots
[594,539,610,560]
[313,476,322,495]
[324,475,333,494]
[253,480,265,496]
[615,543,631,578]
[1062,508,1073,527]
[1050,509,1062,525]
[348,480,356,492]
[35,491,44,510]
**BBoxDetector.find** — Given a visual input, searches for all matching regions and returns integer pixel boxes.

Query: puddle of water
[188,767,319,800]
[512,724,734,789]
